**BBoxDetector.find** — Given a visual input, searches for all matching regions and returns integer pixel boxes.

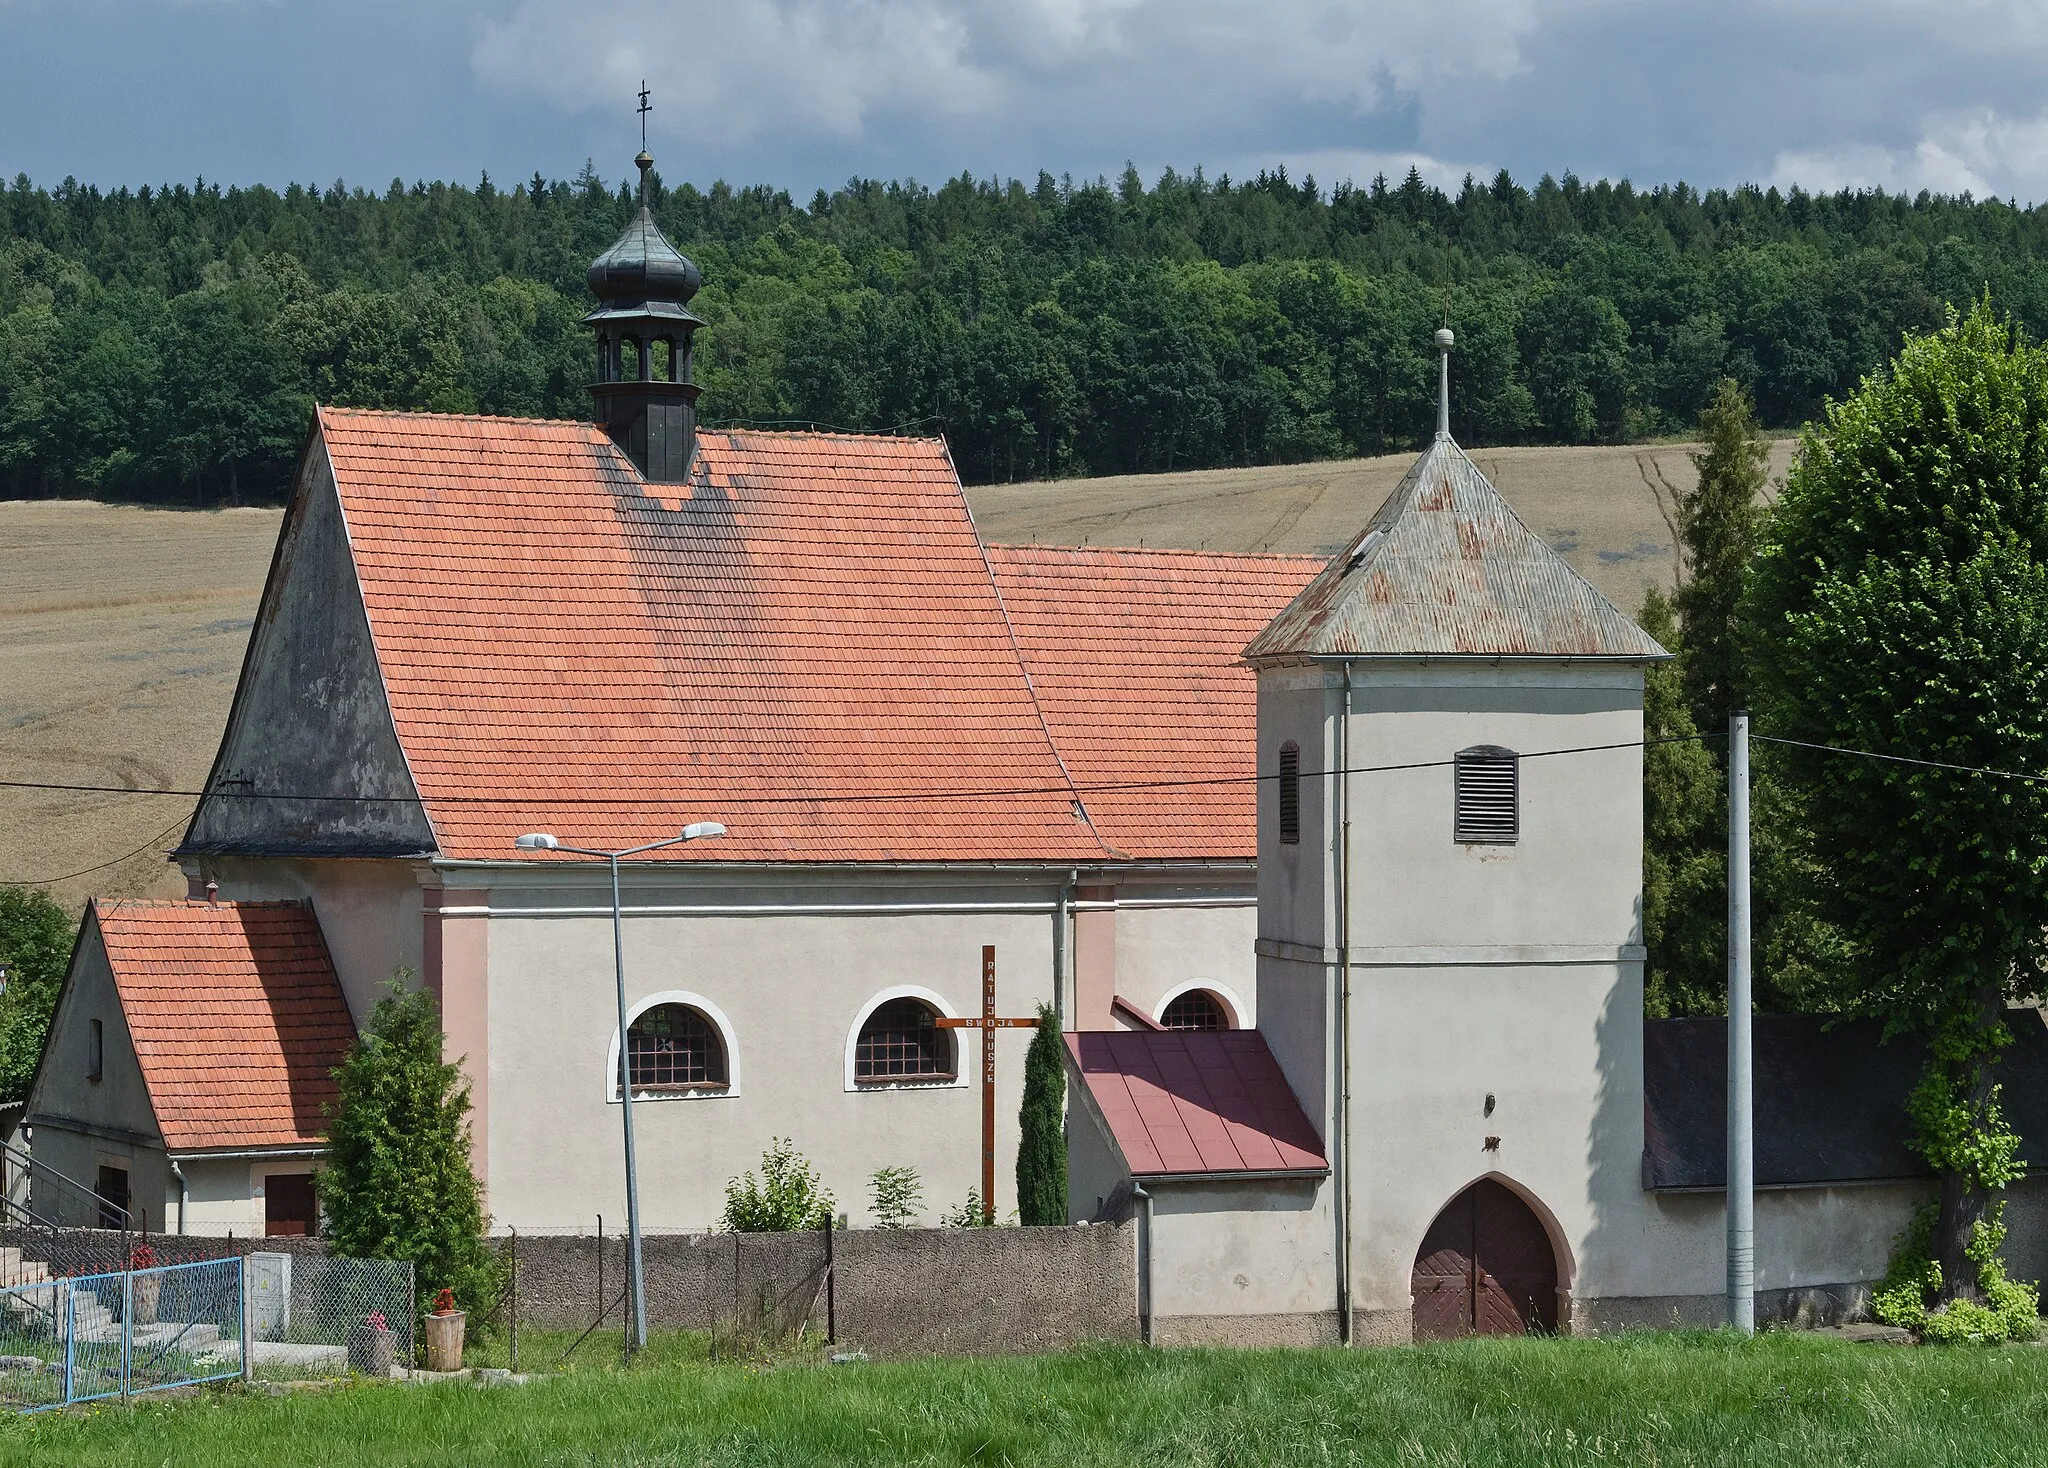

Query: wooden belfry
[936,945,1037,1224]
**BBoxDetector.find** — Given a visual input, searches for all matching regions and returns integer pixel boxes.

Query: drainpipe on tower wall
[1054,874,1075,1029]
[1334,661,1355,1344]
[1132,1182,1154,1346]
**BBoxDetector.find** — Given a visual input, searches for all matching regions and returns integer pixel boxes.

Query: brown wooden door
[265,1173,317,1237]
[1410,1179,1558,1339]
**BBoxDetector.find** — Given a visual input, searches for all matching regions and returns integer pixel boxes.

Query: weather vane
[638,82,652,152]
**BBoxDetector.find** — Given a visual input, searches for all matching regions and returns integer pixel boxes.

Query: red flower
[128,1245,156,1269]
[431,1287,457,1315]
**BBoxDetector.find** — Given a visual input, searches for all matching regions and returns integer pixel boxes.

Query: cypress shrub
[1016,1003,1068,1225]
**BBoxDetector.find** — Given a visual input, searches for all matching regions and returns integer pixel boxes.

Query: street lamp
[513,820,727,1351]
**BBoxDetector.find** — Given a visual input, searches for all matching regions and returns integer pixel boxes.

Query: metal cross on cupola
[936,946,1039,1225]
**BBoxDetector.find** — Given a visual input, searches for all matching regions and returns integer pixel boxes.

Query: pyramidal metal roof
[1243,433,1669,661]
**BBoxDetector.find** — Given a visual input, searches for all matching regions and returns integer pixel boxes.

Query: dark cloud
[3,0,2047,200]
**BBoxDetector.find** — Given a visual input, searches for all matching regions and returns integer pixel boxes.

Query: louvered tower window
[1454,746,1519,844]
[1278,742,1301,845]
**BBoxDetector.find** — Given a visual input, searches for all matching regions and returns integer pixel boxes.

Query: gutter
[167,1146,326,1162]
[1133,1168,1329,1185]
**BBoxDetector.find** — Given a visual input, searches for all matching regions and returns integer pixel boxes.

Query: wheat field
[0,438,1795,909]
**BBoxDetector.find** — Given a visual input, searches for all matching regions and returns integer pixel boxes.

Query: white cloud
[1772,109,2048,202]
[472,0,1539,154]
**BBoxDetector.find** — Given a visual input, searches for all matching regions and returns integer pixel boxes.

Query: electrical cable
[0,733,1724,812]
[13,813,192,887]
[1753,734,2048,785]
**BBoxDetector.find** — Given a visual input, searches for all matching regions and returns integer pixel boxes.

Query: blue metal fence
[0,1258,243,1411]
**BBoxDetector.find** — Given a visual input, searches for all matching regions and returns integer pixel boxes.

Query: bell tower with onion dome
[585,144,706,483]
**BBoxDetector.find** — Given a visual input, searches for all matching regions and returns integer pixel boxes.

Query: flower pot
[348,1322,397,1376]
[423,1310,466,1372]
[128,1273,161,1326]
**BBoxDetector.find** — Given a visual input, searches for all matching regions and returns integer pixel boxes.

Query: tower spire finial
[1433,320,1454,440]
[635,83,654,205]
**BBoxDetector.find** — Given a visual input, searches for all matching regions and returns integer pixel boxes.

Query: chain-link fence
[0,1258,242,1411]
[0,1252,417,1411]
[243,1254,414,1379]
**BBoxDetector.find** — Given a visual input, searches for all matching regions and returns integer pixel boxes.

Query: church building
[24,151,1317,1236]
[30,152,2048,1339]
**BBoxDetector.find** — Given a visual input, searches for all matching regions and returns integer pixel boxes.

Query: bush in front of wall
[722,1138,835,1232]
[869,1166,923,1229]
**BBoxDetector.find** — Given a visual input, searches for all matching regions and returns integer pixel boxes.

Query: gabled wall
[24,912,169,1228]
[181,430,434,860]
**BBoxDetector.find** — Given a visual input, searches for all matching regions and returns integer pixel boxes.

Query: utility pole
[1727,710,1754,1335]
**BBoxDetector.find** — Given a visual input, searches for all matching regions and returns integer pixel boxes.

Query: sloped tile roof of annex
[91,900,354,1152]
[321,408,1159,865]
[1067,1030,1328,1178]
[1245,434,1668,661]
[985,545,1320,858]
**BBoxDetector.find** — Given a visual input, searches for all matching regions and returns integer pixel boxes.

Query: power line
[0,734,1719,812]
[15,814,192,887]
[1754,734,2048,785]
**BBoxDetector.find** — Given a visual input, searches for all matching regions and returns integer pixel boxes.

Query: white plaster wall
[483,880,1063,1232]
[1150,1179,1335,1320]
[175,1158,261,1236]
[1112,901,1256,1027]
[28,923,160,1152]
[1345,959,1638,1314]
[200,856,424,1024]
[1344,665,1646,955]
[1255,671,1336,954]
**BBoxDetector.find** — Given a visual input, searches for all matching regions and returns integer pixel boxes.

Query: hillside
[0,438,1790,907]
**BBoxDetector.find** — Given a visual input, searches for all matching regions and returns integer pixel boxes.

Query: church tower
[585,149,705,482]
[1245,329,1668,1342]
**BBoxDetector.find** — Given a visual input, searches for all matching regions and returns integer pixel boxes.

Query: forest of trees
[9,161,2048,502]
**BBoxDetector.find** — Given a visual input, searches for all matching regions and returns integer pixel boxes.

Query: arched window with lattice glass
[626,1003,729,1090]
[854,998,955,1081]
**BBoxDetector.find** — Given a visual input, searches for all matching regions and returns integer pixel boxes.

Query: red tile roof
[984,546,1321,859]
[1067,1030,1327,1177]
[92,900,355,1152]
[317,408,1315,865]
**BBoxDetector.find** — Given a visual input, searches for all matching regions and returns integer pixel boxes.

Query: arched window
[1160,989,1229,1032]
[1455,745,1519,844]
[855,998,954,1081]
[626,1003,728,1090]
[1278,741,1301,845]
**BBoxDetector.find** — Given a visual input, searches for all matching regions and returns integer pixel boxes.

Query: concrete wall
[182,434,435,859]
[499,1224,1137,1356]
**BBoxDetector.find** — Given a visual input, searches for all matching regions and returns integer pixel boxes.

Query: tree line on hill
[10,163,2048,501]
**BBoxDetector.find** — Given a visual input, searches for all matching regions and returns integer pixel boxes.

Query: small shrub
[869,1166,923,1229]
[942,1189,992,1228]
[722,1138,834,1231]
[1016,1003,1068,1225]
[1871,1200,2040,1343]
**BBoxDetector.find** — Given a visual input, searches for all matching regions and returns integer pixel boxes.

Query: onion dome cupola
[585,150,706,483]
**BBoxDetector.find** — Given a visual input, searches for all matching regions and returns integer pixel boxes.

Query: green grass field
[2,1332,2045,1467]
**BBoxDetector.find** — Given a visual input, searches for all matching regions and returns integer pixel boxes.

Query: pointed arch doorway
[1411,1178,1560,1338]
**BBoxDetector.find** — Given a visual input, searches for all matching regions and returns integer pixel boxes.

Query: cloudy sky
[6,0,2048,202]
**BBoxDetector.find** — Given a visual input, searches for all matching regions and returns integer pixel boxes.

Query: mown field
[0,439,1795,908]
[0,1333,2041,1467]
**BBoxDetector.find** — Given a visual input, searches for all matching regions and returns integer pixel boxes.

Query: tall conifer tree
[1016,1004,1067,1226]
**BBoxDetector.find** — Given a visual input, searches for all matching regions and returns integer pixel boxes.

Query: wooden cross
[936,945,1039,1224]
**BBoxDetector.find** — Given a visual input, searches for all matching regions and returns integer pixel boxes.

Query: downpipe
[1133,1183,1154,1347]
[169,1159,188,1235]
[1334,662,1355,1344]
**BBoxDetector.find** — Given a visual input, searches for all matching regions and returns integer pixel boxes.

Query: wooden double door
[1410,1179,1558,1338]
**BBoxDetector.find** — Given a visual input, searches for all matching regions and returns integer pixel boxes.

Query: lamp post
[513,820,726,1352]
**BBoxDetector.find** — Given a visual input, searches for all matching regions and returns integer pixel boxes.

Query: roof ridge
[706,426,947,444]
[987,542,1328,564]
[318,405,599,431]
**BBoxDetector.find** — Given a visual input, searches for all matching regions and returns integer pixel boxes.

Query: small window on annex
[1160,989,1230,1032]
[625,1003,728,1091]
[855,998,955,1082]
[1278,742,1301,845]
[1454,745,1519,844]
